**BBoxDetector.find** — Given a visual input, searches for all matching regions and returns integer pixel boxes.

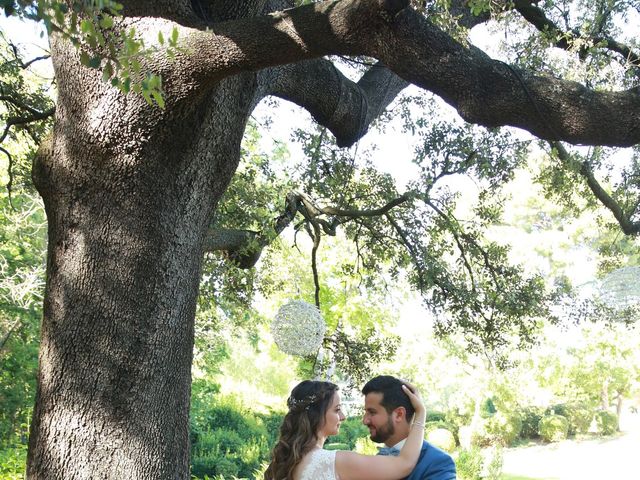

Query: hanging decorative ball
[598,266,640,311]
[271,300,326,356]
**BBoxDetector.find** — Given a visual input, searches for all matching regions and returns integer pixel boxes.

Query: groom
[362,375,456,480]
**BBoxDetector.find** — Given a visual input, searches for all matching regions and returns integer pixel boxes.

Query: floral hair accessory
[287,394,318,412]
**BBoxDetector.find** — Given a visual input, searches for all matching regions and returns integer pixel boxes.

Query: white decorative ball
[599,266,640,311]
[271,300,326,356]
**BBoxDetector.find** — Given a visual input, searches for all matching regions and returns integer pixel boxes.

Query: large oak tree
[1,0,639,477]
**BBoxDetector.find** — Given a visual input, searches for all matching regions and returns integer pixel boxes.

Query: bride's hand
[401,382,425,416]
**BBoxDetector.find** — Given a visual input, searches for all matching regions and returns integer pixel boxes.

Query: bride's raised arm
[334,383,426,480]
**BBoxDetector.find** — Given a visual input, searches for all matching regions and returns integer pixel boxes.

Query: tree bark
[27,25,258,477]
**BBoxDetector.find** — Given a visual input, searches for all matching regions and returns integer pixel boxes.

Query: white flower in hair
[271,300,326,356]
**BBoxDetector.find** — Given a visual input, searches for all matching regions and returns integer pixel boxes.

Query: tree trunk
[27,33,256,478]
[601,377,610,410]
[616,393,623,431]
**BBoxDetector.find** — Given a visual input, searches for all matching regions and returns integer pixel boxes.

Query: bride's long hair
[264,380,339,480]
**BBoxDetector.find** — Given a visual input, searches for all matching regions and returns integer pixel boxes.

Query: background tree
[0,31,49,475]
[0,0,638,478]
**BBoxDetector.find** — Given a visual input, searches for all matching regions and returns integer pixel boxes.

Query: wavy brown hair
[264,380,338,480]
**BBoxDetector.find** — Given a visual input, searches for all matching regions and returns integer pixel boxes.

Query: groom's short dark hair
[362,375,415,421]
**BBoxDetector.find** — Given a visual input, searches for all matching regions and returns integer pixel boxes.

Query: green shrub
[471,413,522,447]
[453,446,503,480]
[518,406,544,439]
[192,427,268,478]
[255,409,285,447]
[327,417,369,450]
[546,403,593,436]
[470,422,492,448]
[538,414,569,442]
[190,395,274,479]
[426,428,456,452]
[192,452,239,479]
[569,405,593,434]
[483,446,504,480]
[252,462,269,480]
[484,412,522,446]
[595,411,618,435]
[197,396,260,434]
[0,443,27,479]
[455,447,483,480]
[426,411,447,422]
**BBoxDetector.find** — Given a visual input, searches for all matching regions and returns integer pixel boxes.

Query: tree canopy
[1,0,638,383]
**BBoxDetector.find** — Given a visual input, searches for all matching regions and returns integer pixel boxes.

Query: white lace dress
[296,448,340,480]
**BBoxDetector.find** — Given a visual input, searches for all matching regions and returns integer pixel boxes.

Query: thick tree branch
[165,0,639,147]
[551,141,640,235]
[120,0,201,24]
[168,0,409,91]
[203,189,412,267]
[262,59,408,146]
[203,190,298,266]
[445,0,490,29]
[321,193,412,217]
[382,8,640,147]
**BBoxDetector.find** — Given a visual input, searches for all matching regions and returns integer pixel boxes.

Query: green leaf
[79,51,91,67]
[95,30,106,47]
[88,56,102,69]
[170,27,178,47]
[54,9,64,26]
[69,12,79,34]
[87,34,97,50]
[102,62,114,81]
[80,19,94,34]
[151,90,165,109]
[147,74,161,90]
[99,15,114,30]
[130,59,141,74]
[142,90,153,105]
[158,31,164,45]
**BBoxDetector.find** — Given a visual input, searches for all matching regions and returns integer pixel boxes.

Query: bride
[264,379,426,480]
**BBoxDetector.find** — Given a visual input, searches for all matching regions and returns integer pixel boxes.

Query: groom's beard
[370,417,395,443]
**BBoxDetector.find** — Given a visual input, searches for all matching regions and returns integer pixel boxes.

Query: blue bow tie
[377,446,400,456]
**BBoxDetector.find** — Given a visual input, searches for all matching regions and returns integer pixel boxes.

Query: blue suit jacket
[404,441,456,480]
